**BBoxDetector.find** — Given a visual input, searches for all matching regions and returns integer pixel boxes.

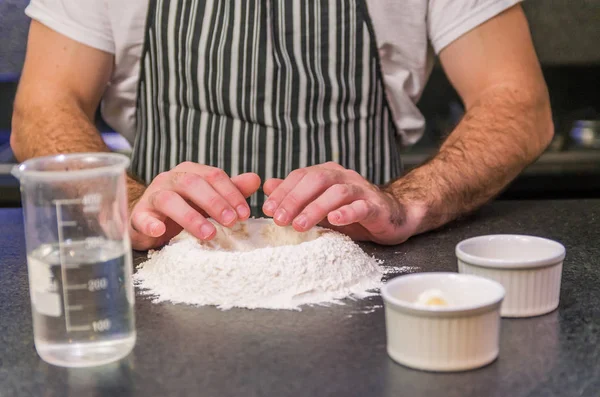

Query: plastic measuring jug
[12,153,136,367]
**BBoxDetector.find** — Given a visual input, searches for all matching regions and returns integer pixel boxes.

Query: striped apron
[131,0,402,211]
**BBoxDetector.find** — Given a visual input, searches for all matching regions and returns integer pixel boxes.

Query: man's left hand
[263,162,415,245]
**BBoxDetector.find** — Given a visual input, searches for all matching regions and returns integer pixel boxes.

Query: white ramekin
[381,273,505,372]
[456,235,566,318]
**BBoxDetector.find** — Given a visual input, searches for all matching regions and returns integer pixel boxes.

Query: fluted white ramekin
[456,235,565,318]
[381,273,505,372]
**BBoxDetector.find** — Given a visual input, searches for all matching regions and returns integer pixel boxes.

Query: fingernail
[294,215,307,229]
[149,222,162,236]
[330,211,342,224]
[200,224,215,239]
[236,205,250,219]
[222,209,237,225]
[263,200,276,214]
[274,208,288,224]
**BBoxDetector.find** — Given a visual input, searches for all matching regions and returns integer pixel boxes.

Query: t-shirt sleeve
[428,0,523,54]
[25,0,115,54]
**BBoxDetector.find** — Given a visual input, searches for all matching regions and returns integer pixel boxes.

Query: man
[11,0,553,250]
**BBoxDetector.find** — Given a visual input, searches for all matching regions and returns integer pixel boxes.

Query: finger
[263,178,284,196]
[321,161,345,171]
[317,217,372,241]
[231,173,262,198]
[174,163,259,199]
[327,199,378,227]
[169,172,238,226]
[130,209,167,238]
[172,163,259,220]
[172,161,209,173]
[198,168,251,221]
[292,184,362,231]
[262,170,307,216]
[228,173,261,221]
[149,190,216,240]
[273,169,343,226]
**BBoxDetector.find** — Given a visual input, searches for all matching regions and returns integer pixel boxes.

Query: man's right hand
[128,162,261,250]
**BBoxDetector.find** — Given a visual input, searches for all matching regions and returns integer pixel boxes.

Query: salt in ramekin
[381,272,505,372]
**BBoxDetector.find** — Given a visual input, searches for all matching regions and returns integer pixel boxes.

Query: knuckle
[363,200,377,217]
[206,194,227,211]
[204,167,227,183]
[182,209,200,226]
[178,161,196,169]
[355,202,368,216]
[345,168,361,179]
[324,161,342,169]
[313,171,332,187]
[154,171,171,184]
[152,189,175,207]
[338,206,352,218]
[282,193,301,209]
[307,201,326,217]
[172,172,197,189]
[223,190,244,205]
[332,183,352,198]
[289,168,307,180]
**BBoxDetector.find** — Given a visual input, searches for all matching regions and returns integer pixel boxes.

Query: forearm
[12,92,109,160]
[385,84,553,234]
[11,95,146,207]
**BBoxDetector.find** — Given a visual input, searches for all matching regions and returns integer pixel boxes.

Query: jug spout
[11,164,23,180]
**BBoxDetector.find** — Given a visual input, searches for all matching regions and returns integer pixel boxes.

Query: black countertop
[1,200,599,397]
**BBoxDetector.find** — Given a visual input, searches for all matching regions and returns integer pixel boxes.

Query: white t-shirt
[25,0,521,146]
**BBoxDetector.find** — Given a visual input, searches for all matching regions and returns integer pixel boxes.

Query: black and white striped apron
[131,0,402,210]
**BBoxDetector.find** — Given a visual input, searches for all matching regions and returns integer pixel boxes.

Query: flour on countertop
[134,219,412,310]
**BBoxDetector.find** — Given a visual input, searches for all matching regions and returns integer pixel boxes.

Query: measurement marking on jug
[54,197,118,335]
[65,284,88,291]
[82,193,101,213]
[88,278,108,291]
[69,325,92,332]
[53,198,82,205]
[54,199,97,333]
[55,202,75,332]
[92,319,112,332]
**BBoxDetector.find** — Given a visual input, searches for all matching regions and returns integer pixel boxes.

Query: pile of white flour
[134,218,391,310]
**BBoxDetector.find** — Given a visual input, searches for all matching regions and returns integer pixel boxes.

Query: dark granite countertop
[1,200,599,397]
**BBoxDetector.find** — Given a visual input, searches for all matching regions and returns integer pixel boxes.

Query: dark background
[1,0,599,206]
